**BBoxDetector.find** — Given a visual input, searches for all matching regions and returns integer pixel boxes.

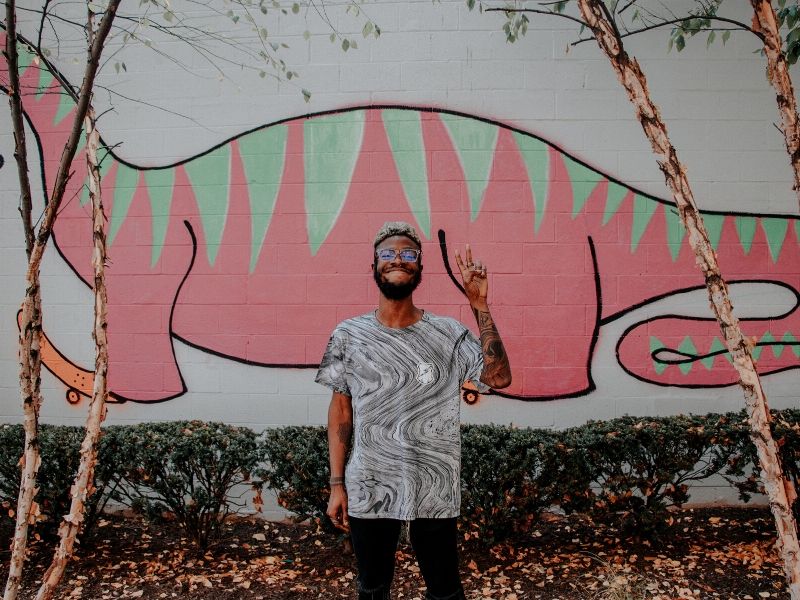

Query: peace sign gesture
[454,244,489,309]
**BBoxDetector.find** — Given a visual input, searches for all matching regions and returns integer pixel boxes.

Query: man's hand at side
[327,485,350,532]
[327,391,353,532]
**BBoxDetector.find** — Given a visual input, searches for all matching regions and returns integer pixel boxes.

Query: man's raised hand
[455,244,488,309]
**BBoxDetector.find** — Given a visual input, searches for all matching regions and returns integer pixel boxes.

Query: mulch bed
[0,506,790,599]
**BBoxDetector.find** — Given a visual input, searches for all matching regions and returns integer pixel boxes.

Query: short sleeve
[315,328,351,396]
[456,327,490,394]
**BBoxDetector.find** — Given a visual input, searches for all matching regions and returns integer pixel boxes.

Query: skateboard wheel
[66,389,81,404]
[461,389,479,405]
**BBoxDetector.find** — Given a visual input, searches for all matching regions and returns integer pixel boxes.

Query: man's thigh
[408,518,464,599]
[349,517,403,591]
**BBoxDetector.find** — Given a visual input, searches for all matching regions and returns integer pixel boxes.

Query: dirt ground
[0,506,791,599]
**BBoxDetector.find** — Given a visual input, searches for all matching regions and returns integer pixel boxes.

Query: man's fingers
[454,249,467,274]
[465,243,473,266]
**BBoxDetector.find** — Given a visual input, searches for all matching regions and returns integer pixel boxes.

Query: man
[315,221,511,600]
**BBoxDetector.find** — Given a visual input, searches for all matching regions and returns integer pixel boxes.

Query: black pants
[348,516,466,600]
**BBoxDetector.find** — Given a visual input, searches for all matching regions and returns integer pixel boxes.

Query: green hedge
[0,410,796,548]
[0,424,117,537]
[107,421,262,549]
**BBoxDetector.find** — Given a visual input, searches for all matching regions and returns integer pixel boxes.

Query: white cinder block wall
[1,1,798,516]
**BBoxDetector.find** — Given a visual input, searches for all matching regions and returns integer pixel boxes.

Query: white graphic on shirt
[417,362,435,385]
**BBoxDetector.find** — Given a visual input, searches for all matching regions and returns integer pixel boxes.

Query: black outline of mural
[3,29,799,404]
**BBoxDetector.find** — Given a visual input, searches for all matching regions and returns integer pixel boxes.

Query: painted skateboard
[16,310,124,404]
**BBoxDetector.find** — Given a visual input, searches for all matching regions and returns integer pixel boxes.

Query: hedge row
[0,410,797,548]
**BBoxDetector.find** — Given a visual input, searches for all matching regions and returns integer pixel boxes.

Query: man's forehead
[375,235,421,250]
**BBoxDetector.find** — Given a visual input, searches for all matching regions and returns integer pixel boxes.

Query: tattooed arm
[327,391,353,531]
[455,244,512,389]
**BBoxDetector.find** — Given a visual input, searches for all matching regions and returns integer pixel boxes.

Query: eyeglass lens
[377,249,419,262]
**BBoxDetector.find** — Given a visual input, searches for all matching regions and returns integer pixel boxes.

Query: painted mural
[2,37,799,405]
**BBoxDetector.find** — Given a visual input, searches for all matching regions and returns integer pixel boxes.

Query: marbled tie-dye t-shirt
[315,311,487,520]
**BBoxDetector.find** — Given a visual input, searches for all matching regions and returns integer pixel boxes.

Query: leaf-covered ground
[0,506,790,599]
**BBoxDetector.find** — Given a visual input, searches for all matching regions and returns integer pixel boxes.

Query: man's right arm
[327,391,353,531]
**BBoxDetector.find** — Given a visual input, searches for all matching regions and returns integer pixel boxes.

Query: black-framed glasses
[375,248,421,263]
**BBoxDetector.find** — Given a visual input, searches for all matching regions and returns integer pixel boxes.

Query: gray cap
[373,221,422,248]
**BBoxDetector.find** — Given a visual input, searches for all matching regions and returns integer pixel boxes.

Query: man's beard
[373,265,422,300]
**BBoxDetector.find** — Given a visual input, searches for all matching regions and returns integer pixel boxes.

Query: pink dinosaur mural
[3,36,799,403]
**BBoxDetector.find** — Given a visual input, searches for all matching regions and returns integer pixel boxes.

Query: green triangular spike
[15,42,34,74]
[80,146,113,207]
[239,126,288,272]
[735,216,757,255]
[795,220,800,246]
[782,332,799,358]
[707,337,730,368]
[107,164,140,248]
[677,336,698,375]
[761,217,789,263]
[701,213,725,250]
[664,203,685,262]
[304,112,365,254]
[650,336,668,375]
[630,195,658,253]
[383,110,430,239]
[563,157,603,218]
[36,65,55,99]
[53,91,76,126]
[440,113,498,220]
[185,146,231,266]
[602,182,628,226]
[143,169,175,267]
[512,132,549,233]
[758,331,782,359]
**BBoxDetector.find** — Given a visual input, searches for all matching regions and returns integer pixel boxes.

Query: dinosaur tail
[616,289,800,387]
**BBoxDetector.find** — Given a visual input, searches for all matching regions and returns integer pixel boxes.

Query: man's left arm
[455,244,512,389]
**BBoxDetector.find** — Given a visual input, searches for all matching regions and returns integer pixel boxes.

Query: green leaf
[363,21,374,38]
[342,38,350,51]
[467,0,476,10]
[163,9,174,22]
[302,88,311,103]
[329,32,336,43]
[303,30,311,40]
[722,30,730,45]
[349,39,358,49]
[292,2,299,14]
[706,30,715,48]
[676,34,685,52]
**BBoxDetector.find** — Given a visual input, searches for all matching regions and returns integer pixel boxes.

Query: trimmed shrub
[725,408,800,519]
[106,421,261,549]
[259,426,333,530]
[558,413,743,535]
[0,424,117,537]
[460,425,557,545]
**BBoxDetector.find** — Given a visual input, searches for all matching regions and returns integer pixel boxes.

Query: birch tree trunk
[575,1,800,596]
[35,100,110,600]
[3,2,121,598]
[750,0,800,213]
[5,0,46,596]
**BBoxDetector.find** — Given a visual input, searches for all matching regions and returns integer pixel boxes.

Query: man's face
[373,235,422,300]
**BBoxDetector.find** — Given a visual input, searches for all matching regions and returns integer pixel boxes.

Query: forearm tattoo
[337,422,353,448]
[472,307,511,387]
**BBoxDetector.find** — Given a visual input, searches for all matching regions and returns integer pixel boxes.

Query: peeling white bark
[576,2,800,597]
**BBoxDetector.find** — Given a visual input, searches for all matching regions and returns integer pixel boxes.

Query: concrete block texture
[0,1,796,513]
